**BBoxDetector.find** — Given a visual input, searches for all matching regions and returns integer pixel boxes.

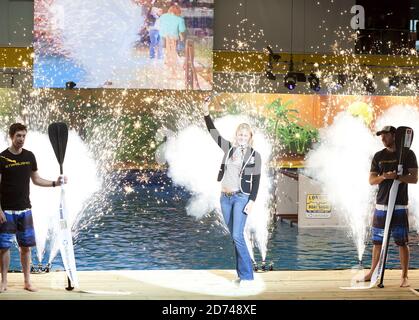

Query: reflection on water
[8,170,419,271]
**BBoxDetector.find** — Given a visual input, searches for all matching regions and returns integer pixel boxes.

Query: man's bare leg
[399,244,410,287]
[20,246,37,292]
[0,248,10,292]
[358,244,381,282]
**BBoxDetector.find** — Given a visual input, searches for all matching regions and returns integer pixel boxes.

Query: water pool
[8,170,419,271]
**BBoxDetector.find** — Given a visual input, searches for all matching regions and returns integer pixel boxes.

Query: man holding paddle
[0,123,66,292]
[364,125,418,287]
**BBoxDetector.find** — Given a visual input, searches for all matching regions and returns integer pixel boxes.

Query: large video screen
[34,0,213,90]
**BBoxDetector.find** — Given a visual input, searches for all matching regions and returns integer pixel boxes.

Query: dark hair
[9,123,27,138]
[168,4,181,15]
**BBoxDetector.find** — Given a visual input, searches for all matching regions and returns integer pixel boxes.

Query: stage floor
[1,269,419,300]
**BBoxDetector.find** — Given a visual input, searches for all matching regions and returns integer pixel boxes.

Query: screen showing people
[34,0,213,90]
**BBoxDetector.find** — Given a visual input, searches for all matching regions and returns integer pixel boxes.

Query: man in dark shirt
[363,126,418,287]
[0,123,65,292]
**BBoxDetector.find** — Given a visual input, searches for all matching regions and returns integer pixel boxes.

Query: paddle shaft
[378,217,393,288]
[378,171,402,288]
[59,176,74,290]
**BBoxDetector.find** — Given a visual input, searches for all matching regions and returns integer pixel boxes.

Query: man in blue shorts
[364,125,418,287]
[0,123,65,292]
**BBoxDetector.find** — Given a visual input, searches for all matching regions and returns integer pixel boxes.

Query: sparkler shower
[0,0,418,277]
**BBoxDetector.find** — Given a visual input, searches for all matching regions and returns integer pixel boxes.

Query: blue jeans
[149,29,163,59]
[220,192,253,280]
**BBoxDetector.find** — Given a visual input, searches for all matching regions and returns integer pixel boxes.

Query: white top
[221,147,247,191]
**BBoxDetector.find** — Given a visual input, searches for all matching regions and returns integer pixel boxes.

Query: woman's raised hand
[203,94,212,115]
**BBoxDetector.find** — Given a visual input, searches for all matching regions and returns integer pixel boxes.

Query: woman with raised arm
[202,95,262,287]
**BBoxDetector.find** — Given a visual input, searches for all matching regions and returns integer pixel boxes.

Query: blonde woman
[203,96,262,286]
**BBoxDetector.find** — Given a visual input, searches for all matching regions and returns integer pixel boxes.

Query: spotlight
[283,57,306,90]
[65,81,77,89]
[388,76,400,91]
[363,77,375,93]
[308,73,321,91]
[284,72,297,90]
[284,72,306,90]
[265,70,276,80]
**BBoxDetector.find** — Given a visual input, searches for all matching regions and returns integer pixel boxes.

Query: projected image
[34,0,213,90]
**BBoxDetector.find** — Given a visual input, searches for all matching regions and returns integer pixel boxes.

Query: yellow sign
[306,194,332,218]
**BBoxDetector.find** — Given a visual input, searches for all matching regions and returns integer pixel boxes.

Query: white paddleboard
[58,178,79,288]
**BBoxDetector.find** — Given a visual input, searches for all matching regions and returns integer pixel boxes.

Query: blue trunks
[372,205,409,246]
[0,209,36,249]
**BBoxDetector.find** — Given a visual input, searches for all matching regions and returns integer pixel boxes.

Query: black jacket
[204,115,261,201]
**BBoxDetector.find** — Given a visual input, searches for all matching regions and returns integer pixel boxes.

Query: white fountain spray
[0,130,100,264]
[162,115,273,262]
[305,104,419,263]
[305,111,381,262]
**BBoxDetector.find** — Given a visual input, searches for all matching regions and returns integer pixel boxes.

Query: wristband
[52,181,56,187]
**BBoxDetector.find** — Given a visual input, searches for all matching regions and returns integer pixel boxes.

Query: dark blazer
[204,114,261,201]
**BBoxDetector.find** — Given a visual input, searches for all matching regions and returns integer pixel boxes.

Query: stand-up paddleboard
[48,122,79,290]
[341,126,413,290]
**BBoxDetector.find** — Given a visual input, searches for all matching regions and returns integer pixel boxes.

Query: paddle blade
[395,126,414,166]
[48,122,68,172]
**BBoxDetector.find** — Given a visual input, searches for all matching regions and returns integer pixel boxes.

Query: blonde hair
[235,123,254,147]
